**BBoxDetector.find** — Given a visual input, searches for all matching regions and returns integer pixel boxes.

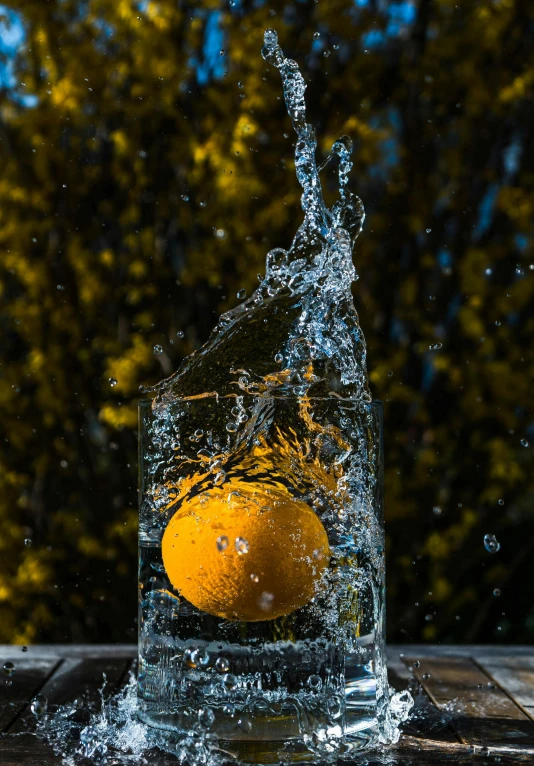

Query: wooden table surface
[1,644,533,764]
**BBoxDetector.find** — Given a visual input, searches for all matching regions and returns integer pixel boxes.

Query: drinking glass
[138,396,385,764]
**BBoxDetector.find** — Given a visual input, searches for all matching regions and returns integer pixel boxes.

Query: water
[135,28,411,763]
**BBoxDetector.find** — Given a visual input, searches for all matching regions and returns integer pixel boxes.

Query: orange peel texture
[161,483,330,622]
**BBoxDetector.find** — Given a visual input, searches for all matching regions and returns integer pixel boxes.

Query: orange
[161,482,330,622]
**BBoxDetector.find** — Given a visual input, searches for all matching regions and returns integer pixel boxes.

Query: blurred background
[0,0,533,645]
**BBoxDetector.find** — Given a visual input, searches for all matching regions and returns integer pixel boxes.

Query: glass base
[139,704,378,764]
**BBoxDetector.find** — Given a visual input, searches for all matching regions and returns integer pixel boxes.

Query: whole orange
[161,482,330,622]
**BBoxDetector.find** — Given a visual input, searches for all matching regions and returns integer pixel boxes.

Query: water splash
[146,29,368,403]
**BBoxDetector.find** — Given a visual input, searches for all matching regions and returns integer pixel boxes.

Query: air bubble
[215,657,230,673]
[223,673,238,690]
[216,535,229,552]
[237,716,252,733]
[198,707,215,728]
[235,537,249,554]
[308,674,322,690]
[153,345,163,355]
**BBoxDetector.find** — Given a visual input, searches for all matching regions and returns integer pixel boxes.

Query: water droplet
[31,694,48,716]
[308,674,322,690]
[313,32,320,39]
[432,506,442,516]
[425,228,432,234]
[3,661,15,677]
[495,320,501,327]
[215,657,230,673]
[413,660,420,668]
[485,267,492,275]
[226,421,237,433]
[213,471,227,486]
[60,460,68,468]
[180,194,189,202]
[515,264,525,276]
[194,429,204,439]
[21,646,28,652]
[237,288,246,300]
[176,330,184,339]
[56,284,65,291]
[216,535,229,552]
[223,702,235,716]
[264,28,278,47]
[250,573,259,583]
[215,228,226,239]
[237,716,252,733]
[498,499,504,506]
[387,370,393,377]
[219,49,225,56]
[235,536,249,554]
[493,588,501,597]
[274,353,283,364]
[520,438,529,447]
[425,614,433,621]
[24,537,32,546]
[312,548,324,561]
[198,706,215,728]
[153,344,163,355]
[109,377,117,387]
[223,672,238,690]
[484,534,501,554]
[199,200,207,208]
[422,673,430,680]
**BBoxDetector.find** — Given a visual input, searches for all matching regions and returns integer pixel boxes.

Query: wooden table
[1,644,533,764]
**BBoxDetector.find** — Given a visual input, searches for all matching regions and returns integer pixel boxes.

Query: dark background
[0,0,533,645]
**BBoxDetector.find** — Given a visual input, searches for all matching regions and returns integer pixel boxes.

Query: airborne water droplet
[31,694,48,716]
[237,288,246,300]
[153,345,163,355]
[520,438,529,447]
[3,661,15,677]
[215,657,230,673]
[109,377,117,387]
[484,534,501,554]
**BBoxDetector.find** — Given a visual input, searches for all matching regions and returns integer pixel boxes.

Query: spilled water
[39,28,413,765]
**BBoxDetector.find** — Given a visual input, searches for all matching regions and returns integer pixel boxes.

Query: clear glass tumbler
[138,396,386,764]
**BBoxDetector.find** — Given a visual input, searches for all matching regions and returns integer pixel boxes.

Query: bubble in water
[520,438,529,447]
[223,672,238,690]
[257,591,275,612]
[484,534,501,553]
[237,716,252,733]
[191,647,210,668]
[31,694,48,716]
[237,288,246,300]
[176,330,185,339]
[216,535,229,552]
[493,588,501,597]
[109,377,118,387]
[183,647,197,668]
[274,353,283,364]
[198,706,215,728]
[153,344,163,355]
[3,661,15,677]
[223,703,235,716]
[215,657,230,673]
[235,536,249,554]
[308,674,322,690]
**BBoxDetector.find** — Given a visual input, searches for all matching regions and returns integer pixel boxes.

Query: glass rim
[138,396,383,408]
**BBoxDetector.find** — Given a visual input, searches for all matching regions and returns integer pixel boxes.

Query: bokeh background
[0,0,533,645]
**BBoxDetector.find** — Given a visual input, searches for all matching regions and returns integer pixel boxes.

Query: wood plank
[0,659,59,732]
[478,656,534,710]
[404,655,534,749]
[0,657,131,766]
